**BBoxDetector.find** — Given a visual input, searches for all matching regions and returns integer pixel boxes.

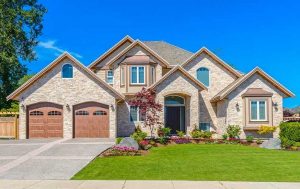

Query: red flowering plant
[129,87,163,137]
[111,146,139,156]
[139,140,152,150]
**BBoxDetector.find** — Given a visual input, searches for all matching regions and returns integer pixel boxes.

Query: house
[7,35,295,139]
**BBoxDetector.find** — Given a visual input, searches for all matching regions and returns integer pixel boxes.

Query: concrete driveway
[0,138,114,180]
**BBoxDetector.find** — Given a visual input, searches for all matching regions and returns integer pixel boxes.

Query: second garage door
[74,102,109,138]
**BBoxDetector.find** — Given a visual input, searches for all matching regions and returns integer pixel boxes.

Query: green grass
[72,144,300,181]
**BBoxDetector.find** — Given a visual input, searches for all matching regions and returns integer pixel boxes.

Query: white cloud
[38,40,83,58]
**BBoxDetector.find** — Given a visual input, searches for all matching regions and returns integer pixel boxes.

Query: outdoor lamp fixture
[21,104,25,111]
[236,103,240,111]
[110,104,115,111]
[66,104,70,111]
[273,102,278,111]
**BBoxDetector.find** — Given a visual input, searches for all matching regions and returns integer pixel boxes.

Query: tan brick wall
[18,58,117,139]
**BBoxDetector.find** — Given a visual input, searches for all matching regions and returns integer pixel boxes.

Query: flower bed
[100,146,142,157]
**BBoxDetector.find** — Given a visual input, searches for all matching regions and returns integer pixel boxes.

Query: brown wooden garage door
[27,102,63,138]
[74,102,109,138]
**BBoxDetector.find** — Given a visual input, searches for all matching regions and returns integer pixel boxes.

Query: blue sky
[29,0,300,108]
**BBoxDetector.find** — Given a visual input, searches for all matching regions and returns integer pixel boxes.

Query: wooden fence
[0,112,19,139]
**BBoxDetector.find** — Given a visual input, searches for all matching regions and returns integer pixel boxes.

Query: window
[106,70,114,84]
[62,64,73,78]
[75,110,89,115]
[200,122,210,131]
[250,100,267,121]
[196,67,209,86]
[30,111,43,116]
[150,66,155,85]
[165,96,185,106]
[93,110,107,115]
[120,67,125,85]
[131,66,145,84]
[129,106,144,122]
[48,111,62,116]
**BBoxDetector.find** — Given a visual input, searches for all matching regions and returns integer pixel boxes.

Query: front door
[165,106,185,134]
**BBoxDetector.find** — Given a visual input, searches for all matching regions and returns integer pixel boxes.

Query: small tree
[129,87,163,137]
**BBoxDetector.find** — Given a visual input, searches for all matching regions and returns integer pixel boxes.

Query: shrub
[257,125,277,135]
[202,131,212,139]
[281,137,295,148]
[157,137,168,144]
[294,142,300,147]
[226,125,241,138]
[176,130,185,138]
[246,135,254,143]
[139,140,152,150]
[116,137,123,144]
[256,139,263,144]
[190,129,202,138]
[280,122,300,143]
[157,127,171,137]
[131,126,147,142]
[222,134,228,140]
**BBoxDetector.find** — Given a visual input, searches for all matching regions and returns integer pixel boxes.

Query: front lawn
[72,144,300,181]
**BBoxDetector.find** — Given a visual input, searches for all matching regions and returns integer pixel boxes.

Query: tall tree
[0,0,46,109]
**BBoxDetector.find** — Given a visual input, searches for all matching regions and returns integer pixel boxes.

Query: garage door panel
[74,102,109,138]
[28,103,63,138]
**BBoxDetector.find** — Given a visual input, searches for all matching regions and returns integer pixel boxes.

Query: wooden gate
[0,112,19,139]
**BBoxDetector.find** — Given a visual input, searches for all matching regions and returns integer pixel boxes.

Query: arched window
[165,96,185,106]
[62,64,73,78]
[196,67,209,86]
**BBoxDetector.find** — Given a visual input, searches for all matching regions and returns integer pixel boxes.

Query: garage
[73,102,109,138]
[27,102,63,138]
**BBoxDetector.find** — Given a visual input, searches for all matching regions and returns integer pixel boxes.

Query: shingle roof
[143,41,193,65]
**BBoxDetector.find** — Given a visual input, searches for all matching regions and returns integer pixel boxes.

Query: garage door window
[76,110,89,115]
[93,110,107,115]
[30,111,43,116]
[48,111,62,116]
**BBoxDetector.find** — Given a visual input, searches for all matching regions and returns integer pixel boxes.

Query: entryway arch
[164,95,185,134]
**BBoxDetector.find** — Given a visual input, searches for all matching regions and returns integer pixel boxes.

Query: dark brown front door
[74,102,109,138]
[165,107,181,134]
[27,102,63,138]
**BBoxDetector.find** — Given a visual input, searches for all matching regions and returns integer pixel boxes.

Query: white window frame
[129,106,144,122]
[106,70,114,84]
[130,66,145,85]
[250,100,268,121]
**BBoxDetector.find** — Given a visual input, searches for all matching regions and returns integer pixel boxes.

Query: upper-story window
[196,67,209,86]
[250,100,267,121]
[62,64,73,78]
[131,66,145,84]
[106,70,114,84]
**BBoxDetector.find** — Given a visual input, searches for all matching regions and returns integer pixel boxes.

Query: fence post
[14,114,19,139]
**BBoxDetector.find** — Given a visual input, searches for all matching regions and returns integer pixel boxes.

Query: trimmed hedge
[279,122,300,147]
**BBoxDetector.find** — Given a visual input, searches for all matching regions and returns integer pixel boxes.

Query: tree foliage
[0,0,46,109]
[129,87,163,136]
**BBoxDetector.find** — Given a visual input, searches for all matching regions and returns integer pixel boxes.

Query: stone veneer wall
[225,73,284,138]
[18,58,117,139]
[183,53,238,131]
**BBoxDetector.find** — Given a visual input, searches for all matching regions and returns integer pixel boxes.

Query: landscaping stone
[260,138,281,149]
[116,137,139,150]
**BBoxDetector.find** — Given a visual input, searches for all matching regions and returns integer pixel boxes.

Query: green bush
[157,137,168,144]
[131,126,147,142]
[246,135,254,143]
[202,131,212,139]
[222,134,228,140]
[157,127,171,137]
[293,142,300,147]
[190,129,202,138]
[226,125,241,138]
[279,122,300,143]
[176,130,185,137]
[116,137,123,144]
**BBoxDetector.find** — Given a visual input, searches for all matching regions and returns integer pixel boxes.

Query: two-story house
[7,35,295,139]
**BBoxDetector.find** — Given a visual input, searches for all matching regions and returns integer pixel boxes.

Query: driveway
[0,138,114,180]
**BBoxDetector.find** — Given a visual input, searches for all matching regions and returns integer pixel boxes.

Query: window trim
[249,99,268,122]
[129,105,144,122]
[130,66,145,85]
[61,63,74,79]
[106,70,114,84]
[196,67,210,87]
[120,66,125,86]
[164,95,185,107]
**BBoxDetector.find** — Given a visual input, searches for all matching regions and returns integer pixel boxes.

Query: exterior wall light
[236,103,240,111]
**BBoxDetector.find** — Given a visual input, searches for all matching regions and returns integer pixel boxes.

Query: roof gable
[88,35,134,69]
[106,40,172,68]
[149,66,207,90]
[211,67,295,102]
[7,52,125,100]
[182,47,242,78]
